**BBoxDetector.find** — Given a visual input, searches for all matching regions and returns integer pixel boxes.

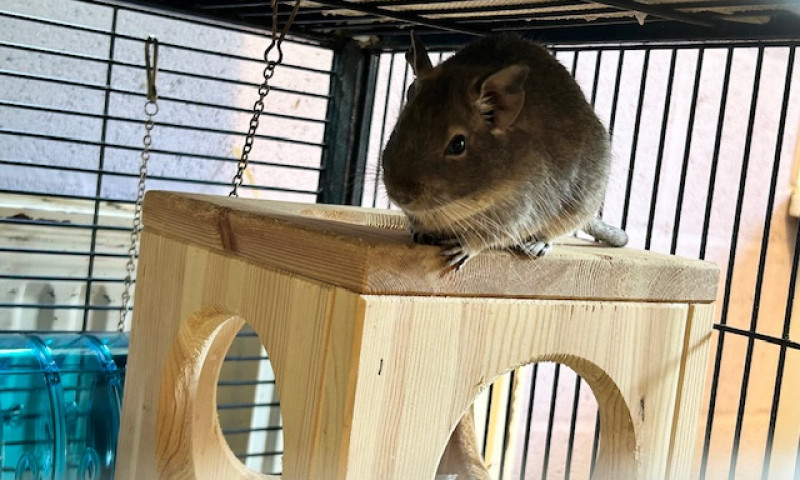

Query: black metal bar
[0,247,127,258]
[564,376,583,479]
[371,52,397,208]
[0,100,327,140]
[697,46,736,480]
[234,450,283,458]
[222,355,270,361]
[607,49,625,137]
[644,49,677,250]
[723,46,766,480]
[0,304,125,310]
[82,6,117,332]
[222,425,282,435]
[578,0,718,28]
[698,46,733,261]
[541,364,561,480]
[349,51,380,206]
[499,370,516,479]
[620,49,651,232]
[2,38,319,86]
[670,48,705,255]
[590,411,600,477]
[317,41,378,205]
[0,159,320,193]
[0,217,130,232]
[0,274,127,283]
[78,0,338,47]
[589,50,602,107]
[0,70,330,120]
[0,10,330,74]
[287,0,486,36]
[217,401,280,410]
[712,324,800,352]
[0,189,134,204]
[549,39,800,53]
[762,50,799,479]
[519,364,538,478]
[0,130,325,172]
[481,383,494,459]
[218,379,276,386]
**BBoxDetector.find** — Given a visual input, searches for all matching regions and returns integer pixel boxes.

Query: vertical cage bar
[699,47,735,478]
[726,46,767,480]
[644,48,677,250]
[482,383,494,459]
[317,40,377,206]
[621,50,651,231]
[519,364,539,479]
[590,411,600,477]
[590,50,602,107]
[563,376,582,480]
[607,49,626,137]
[499,370,516,479]
[371,53,396,208]
[540,364,561,480]
[670,48,705,255]
[82,6,118,332]
[757,44,796,480]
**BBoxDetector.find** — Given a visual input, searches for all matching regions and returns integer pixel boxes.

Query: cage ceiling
[127,0,800,47]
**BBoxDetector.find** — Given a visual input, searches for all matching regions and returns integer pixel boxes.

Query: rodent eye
[445,134,467,156]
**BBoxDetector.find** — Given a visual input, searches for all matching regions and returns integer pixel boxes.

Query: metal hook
[144,36,158,102]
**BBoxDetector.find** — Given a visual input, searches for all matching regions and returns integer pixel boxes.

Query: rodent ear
[478,64,529,132]
[406,31,433,76]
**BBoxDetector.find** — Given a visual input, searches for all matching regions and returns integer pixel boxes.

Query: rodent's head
[381,33,530,217]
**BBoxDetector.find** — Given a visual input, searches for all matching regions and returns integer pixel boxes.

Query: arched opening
[156,306,282,479]
[439,358,636,480]
[217,323,284,475]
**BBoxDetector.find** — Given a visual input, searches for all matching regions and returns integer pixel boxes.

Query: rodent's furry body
[382,34,627,270]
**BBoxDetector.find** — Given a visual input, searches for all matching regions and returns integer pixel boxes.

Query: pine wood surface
[116,231,716,479]
[142,191,719,303]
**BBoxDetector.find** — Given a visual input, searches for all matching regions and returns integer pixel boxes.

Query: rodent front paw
[439,242,477,271]
[440,246,471,271]
[517,239,552,258]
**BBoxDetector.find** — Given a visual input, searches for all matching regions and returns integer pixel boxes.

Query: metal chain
[229,0,301,197]
[119,36,158,332]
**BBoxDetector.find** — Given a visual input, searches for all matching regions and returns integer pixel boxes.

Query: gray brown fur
[382,33,628,269]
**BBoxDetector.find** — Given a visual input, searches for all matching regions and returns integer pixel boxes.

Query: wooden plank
[118,230,715,479]
[142,191,720,302]
[667,303,715,480]
[345,296,693,479]
[116,231,366,480]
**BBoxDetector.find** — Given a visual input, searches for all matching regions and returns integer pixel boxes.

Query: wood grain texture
[142,191,719,302]
[666,304,715,480]
[118,194,719,479]
[346,296,691,479]
[116,232,365,480]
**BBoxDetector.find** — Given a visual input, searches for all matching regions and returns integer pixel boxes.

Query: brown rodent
[382,33,628,270]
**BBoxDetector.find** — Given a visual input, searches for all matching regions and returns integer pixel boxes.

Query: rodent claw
[440,245,472,271]
[519,240,552,258]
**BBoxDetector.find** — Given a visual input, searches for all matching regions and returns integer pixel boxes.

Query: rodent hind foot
[516,239,552,258]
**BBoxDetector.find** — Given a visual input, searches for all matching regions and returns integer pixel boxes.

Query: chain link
[229,0,300,197]
[119,100,157,332]
[119,36,158,332]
